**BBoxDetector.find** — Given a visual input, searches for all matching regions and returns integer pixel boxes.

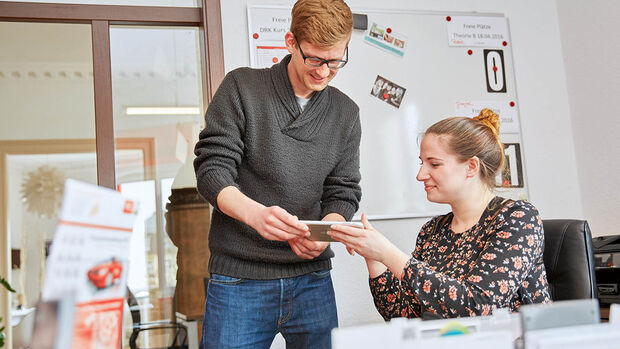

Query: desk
[332,309,518,349]
[600,306,610,321]
[332,301,620,349]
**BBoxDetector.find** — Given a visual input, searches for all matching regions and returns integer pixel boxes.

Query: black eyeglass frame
[294,36,348,70]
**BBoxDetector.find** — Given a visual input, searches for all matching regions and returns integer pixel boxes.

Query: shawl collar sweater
[194,55,362,279]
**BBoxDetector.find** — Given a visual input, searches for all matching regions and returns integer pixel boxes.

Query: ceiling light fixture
[125,107,201,115]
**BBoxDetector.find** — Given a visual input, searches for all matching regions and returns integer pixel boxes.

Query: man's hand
[216,187,309,241]
[246,205,310,241]
[289,238,329,259]
[287,211,342,259]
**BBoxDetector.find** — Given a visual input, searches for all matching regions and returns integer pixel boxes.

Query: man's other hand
[289,238,329,259]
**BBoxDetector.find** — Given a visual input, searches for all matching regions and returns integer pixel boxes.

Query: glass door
[0,22,97,348]
[110,25,204,347]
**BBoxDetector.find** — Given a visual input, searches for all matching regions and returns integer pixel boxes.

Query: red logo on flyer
[73,299,124,349]
[123,200,134,214]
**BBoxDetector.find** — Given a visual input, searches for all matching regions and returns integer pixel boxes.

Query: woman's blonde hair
[425,108,505,188]
[290,0,353,48]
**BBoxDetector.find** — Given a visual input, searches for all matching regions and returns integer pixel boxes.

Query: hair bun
[473,108,500,138]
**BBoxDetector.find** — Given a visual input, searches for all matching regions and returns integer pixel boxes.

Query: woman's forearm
[381,245,411,280]
[366,258,388,278]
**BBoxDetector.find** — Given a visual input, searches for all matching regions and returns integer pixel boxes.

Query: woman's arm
[368,268,422,320]
[330,213,428,320]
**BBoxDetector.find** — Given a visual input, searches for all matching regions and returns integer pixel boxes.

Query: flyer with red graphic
[42,179,139,349]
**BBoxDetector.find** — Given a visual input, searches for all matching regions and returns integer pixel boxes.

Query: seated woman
[329,109,551,320]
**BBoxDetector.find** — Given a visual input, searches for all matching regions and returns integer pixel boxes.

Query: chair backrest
[126,286,141,324]
[542,219,597,301]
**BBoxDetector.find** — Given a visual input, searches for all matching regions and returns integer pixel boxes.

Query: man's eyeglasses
[294,36,348,70]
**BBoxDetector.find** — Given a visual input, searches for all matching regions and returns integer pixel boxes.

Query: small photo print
[370,75,406,108]
[364,22,408,57]
[368,23,384,39]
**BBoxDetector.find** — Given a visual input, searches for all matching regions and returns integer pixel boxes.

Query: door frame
[0,2,224,346]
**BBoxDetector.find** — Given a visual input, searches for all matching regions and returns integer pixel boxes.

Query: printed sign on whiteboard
[248,6,292,68]
[496,143,524,188]
[484,49,506,93]
[446,16,508,47]
[455,100,520,134]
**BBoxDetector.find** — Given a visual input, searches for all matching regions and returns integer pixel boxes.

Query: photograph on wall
[496,143,524,188]
[364,22,408,57]
[370,75,407,108]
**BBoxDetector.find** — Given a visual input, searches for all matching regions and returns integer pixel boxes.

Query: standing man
[193,0,361,348]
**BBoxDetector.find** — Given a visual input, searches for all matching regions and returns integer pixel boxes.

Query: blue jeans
[200,270,338,349]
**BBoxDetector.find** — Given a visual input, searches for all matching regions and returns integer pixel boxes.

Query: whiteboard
[247,6,529,220]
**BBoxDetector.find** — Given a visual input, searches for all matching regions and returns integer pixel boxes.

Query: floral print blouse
[369,197,551,320]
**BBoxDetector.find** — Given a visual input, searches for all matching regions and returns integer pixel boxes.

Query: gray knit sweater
[194,55,362,279]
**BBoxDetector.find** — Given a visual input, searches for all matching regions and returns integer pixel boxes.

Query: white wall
[556,0,620,237]
[220,0,584,346]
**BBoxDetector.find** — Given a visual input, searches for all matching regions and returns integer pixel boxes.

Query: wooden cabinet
[165,187,211,321]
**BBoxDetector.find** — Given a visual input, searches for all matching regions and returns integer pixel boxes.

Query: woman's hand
[328,213,394,263]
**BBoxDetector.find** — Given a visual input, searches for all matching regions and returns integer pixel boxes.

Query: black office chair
[542,219,597,301]
[127,287,189,349]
